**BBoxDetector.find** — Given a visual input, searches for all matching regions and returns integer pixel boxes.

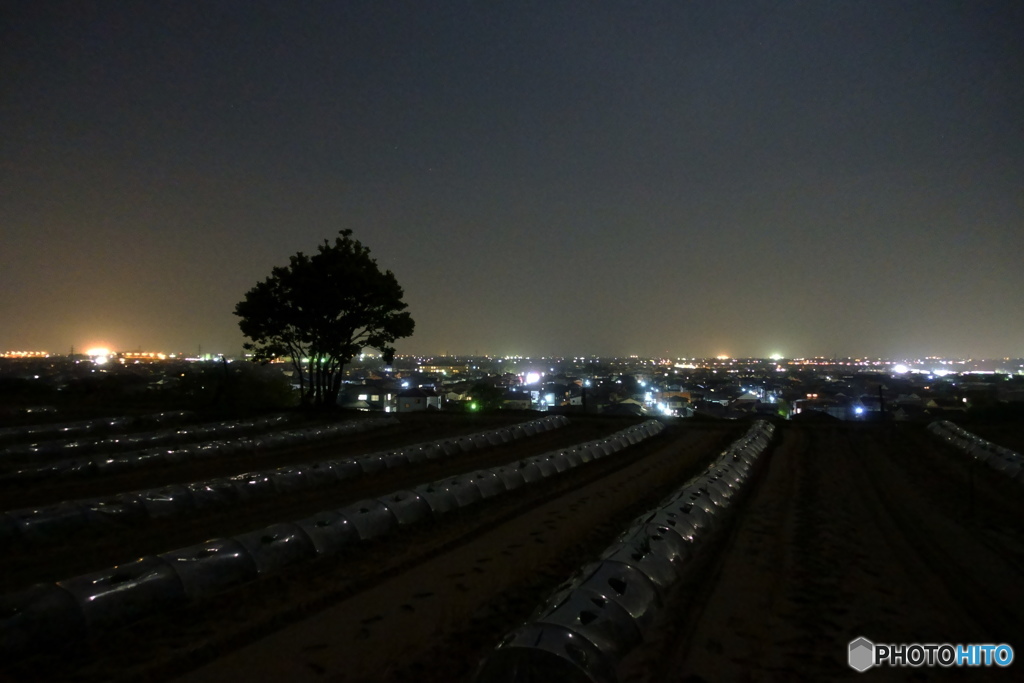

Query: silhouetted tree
[234,230,414,407]
[467,382,505,411]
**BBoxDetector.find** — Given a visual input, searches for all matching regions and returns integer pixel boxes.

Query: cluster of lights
[85,347,110,361]
[1,351,49,358]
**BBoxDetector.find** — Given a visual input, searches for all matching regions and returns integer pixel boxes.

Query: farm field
[627,421,1024,682]
[0,412,737,681]
[2,415,1023,682]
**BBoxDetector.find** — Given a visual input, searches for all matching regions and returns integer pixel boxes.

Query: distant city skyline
[3,346,1023,368]
[3,2,1021,360]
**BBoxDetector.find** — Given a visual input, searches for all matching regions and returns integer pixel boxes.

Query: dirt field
[0,413,657,591]
[0,414,738,682]
[624,421,1024,682]
[2,416,1022,682]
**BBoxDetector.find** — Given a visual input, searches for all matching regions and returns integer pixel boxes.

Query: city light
[86,347,111,365]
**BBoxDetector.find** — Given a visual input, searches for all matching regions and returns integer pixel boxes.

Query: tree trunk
[326,365,344,406]
[314,360,324,406]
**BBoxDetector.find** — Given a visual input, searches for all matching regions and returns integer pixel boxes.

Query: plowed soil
[623,421,1024,682]
[5,418,1022,683]
[0,414,739,682]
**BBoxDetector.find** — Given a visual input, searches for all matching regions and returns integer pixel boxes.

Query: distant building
[397,387,441,412]
[338,383,396,411]
[418,363,468,376]
[792,398,847,420]
[502,391,533,410]
[926,397,968,413]
[602,400,645,416]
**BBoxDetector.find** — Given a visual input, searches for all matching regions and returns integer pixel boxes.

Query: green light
[469,402,478,411]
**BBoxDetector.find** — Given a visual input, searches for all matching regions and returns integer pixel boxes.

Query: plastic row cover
[0,454,379,548]
[0,411,195,449]
[0,416,133,445]
[3,486,423,651]
[335,415,570,480]
[3,417,399,483]
[169,414,565,501]
[409,420,664,520]
[0,489,423,648]
[0,419,655,650]
[6,414,569,485]
[927,421,1024,483]
[0,417,564,546]
[476,420,774,683]
[3,515,346,652]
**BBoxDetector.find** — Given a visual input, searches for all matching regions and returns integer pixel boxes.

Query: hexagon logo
[849,637,875,672]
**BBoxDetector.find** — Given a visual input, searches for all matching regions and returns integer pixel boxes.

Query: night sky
[3,1,1022,359]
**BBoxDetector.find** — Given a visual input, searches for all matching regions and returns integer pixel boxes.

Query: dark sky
[3,1,1022,359]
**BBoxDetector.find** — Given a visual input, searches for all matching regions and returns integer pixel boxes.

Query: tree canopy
[234,230,414,407]
[467,381,505,412]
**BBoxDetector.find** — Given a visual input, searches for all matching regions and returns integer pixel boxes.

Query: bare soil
[3,417,1022,683]
[0,413,644,590]
[625,421,1024,682]
[0,414,739,682]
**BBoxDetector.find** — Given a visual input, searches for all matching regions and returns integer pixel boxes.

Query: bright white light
[86,347,110,357]
[855,406,864,415]
[770,353,783,361]
[525,372,541,385]
[893,364,909,374]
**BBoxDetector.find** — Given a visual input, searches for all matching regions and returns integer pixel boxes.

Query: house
[397,387,441,412]
[893,404,928,421]
[602,401,645,416]
[502,391,533,410]
[926,397,968,413]
[536,383,572,409]
[665,395,689,411]
[338,382,395,411]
